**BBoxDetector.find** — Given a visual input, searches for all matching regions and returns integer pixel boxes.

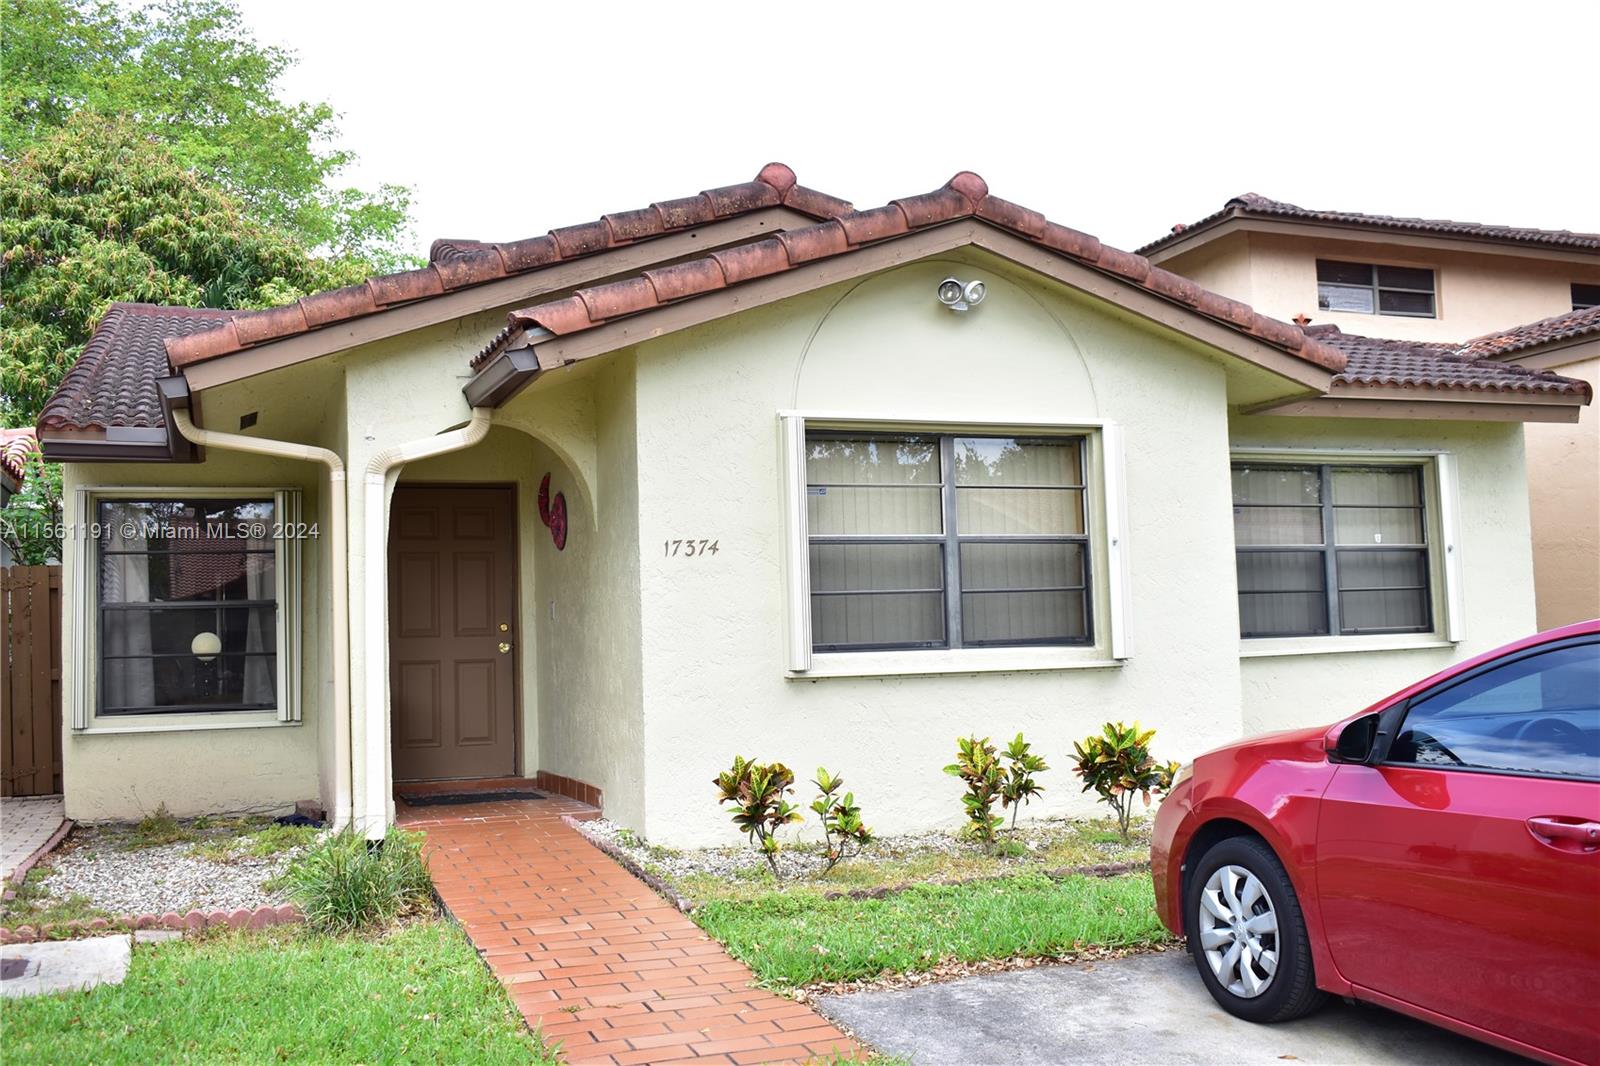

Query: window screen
[806,433,1090,651]
[1233,464,1431,638]
[1317,260,1436,318]
[97,498,279,714]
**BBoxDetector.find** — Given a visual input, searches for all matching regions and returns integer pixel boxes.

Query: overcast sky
[237,1,1600,259]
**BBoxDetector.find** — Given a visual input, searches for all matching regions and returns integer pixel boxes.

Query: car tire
[1185,835,1327,1023]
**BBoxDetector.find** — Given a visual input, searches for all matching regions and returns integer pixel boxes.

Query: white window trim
[70,486,303,733]
[778,412,1130,679]
[1230,448,1464,658]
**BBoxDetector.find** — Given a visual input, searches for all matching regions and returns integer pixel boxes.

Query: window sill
[1239,634,1457,660]
[790,647,1124,680]
[75,712,294,736]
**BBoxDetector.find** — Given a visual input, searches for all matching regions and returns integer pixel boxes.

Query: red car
[1153,620,1600,1066]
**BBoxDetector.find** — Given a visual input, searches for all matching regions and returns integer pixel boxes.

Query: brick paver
[1,795,67,882]
[403,794,858,1065]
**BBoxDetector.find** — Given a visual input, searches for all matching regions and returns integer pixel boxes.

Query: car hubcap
[1198,864,1279,998]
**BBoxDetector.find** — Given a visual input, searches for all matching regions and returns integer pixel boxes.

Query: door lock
[499,622,509,632]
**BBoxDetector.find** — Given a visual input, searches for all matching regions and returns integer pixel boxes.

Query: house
[34,166,1592,845]
[1141,195,1600,629]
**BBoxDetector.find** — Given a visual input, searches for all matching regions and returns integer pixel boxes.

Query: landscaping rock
[28,821,307,918]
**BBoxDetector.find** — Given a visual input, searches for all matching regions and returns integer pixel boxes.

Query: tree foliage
[1,114,368,423]
[2,0,413,268]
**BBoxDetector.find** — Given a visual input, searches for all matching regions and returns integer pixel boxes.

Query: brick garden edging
[2,818,74,904]
[0,903,301,944]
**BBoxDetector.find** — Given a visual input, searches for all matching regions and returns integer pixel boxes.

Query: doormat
[396,789,546,807]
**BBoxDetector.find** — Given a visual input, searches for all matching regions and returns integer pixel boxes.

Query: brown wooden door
[388,486,516,781]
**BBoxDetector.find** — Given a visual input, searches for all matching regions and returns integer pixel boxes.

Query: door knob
[498,642,512,654]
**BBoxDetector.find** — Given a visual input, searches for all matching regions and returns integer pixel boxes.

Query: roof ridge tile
[492,172,1356,377]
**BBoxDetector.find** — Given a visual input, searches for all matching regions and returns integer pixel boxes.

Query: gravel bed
[33,823,312,917]
[576,817,1146,886]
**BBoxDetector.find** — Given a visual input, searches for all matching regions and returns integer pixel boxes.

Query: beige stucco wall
[60,449,327,821]
[630,251,1249,846]
[1230,415,1538,736]
[1164,231,1600,342]
[524,361,645,828]
[55,243,1553,837]
[1523,356,1600,629]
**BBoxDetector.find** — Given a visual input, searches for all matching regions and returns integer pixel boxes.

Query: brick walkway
[403,795,858,1065]
[1,796,67,882]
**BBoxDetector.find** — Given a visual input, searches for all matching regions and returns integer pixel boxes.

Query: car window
[1390,641,1600,779]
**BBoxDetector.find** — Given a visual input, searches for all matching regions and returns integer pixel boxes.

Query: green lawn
[691,871,1169,988]
[1,921,556,1065]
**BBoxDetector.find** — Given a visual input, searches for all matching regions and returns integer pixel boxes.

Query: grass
[0,867,111,930]
[273,828,433,934]
[128,804,197,849]
[0,920,558,1065]
[691,870,1169,988]
[670,816,1151,905]
[187,823,320,863]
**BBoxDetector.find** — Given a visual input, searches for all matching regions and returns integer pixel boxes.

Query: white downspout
[171,410,353,831]
[360,408,493,839]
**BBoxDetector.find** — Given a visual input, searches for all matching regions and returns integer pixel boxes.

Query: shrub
[714,756,803,877]
[944,736,1005,847]
[999,732,1049,832]
[279,828,434,933]
[810,768,873,873]
[1070,722,1180,841]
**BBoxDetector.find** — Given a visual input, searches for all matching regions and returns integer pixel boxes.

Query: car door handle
[1527,817,1600,850]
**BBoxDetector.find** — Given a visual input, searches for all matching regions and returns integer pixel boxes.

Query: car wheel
[1185,835,1327,1023]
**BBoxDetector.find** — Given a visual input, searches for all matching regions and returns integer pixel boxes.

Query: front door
[388,485,517,781]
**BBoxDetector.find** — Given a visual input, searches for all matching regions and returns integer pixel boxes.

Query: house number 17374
[664,539,719,557]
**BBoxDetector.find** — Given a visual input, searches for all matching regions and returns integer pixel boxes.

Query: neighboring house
[1143,195,1600,630]
[1,428,39,567]
[35,167,1592,845]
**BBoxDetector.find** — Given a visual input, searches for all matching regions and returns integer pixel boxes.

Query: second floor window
[1572,283,1600,311]
[1317,260,1436,318]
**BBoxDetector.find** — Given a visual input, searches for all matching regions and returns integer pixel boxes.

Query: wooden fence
[2,565,62,797]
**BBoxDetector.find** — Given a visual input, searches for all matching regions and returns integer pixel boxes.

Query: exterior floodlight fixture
[937,277,987,313]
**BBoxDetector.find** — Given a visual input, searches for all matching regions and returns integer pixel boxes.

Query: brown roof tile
[1456,305,1600,360]
[1,428,38,487]
[775,220,850,265]
[492,171,1354,377]
[40,304,234,431]
[576,276,657,322]
[1140,192,1600,256]
[709,238,790,286]
[642,259,727,303]
[1307,325,1590,397]
[150,164,849,371]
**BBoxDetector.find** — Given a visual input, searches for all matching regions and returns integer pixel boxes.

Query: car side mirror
[1329,713,1381,765]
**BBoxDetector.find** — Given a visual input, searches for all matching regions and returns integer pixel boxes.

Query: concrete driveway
[818,950,1525,1065]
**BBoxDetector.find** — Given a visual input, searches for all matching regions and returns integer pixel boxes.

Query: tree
[2,0,413,270]
[0,450,62,565]
[1,114,369,423]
